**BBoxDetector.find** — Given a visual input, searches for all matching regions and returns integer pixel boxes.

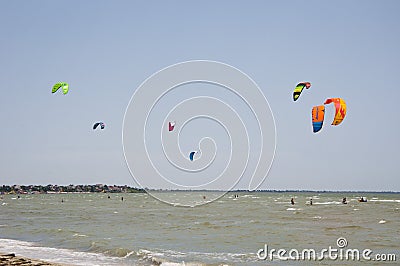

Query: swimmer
[342,197,347,204]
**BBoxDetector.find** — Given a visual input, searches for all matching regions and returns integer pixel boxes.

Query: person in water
[291,198,295,205]
[310,198,313,205]
[342,197,347,204]
[359,197,367,202]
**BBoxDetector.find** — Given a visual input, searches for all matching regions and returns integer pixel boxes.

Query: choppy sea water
[0,192,399,265]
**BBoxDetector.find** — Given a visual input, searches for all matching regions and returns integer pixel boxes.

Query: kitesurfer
[359,197,367,202]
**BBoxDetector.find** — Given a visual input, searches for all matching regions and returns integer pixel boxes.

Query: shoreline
[1,190,399,195]
[0,252,65,266]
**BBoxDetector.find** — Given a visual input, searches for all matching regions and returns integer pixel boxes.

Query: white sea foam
[161,262,205,266]
[0,238,125,265]
[135,246,255,265]
[314,201,341,205]
[370,199,400,203]
[73,233,88,237]
[122,251,135,259]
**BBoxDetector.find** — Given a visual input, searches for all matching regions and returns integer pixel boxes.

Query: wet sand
[0,253,64,266]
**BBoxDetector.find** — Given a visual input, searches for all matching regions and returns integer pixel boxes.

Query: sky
[0,0,399,191]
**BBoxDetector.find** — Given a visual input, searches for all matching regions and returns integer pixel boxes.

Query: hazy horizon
[1,1,399,191]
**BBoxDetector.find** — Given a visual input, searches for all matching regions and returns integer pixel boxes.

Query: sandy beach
[0,253,64,266]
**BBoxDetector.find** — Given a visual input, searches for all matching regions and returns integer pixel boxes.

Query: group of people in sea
[342,197,367,204]
[290,196,367,205]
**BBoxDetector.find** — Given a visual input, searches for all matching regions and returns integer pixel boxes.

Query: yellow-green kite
[52,82,69,95]
[293,82,311,101]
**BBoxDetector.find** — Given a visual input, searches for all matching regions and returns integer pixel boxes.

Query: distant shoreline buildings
[0,184,145,194]
[0,184,398,194]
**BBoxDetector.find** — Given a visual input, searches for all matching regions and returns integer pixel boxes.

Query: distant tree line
[0,184,145,194]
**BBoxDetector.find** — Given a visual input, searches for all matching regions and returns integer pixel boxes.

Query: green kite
[52,82,69,95]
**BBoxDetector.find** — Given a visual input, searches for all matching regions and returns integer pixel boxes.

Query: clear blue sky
[0,0,399,191]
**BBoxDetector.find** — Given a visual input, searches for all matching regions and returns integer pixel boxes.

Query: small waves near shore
[0,192,399,265]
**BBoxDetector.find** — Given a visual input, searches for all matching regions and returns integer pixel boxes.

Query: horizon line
[1,184,399,193]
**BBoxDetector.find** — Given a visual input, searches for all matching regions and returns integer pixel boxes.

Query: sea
[0,192,399,265]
